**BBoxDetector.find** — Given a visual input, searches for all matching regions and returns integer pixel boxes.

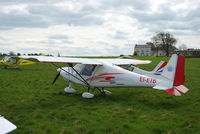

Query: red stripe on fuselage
[86,73,123,81]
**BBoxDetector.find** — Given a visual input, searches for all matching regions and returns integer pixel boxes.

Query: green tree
[133,51,137,56]
[151,32,177,57]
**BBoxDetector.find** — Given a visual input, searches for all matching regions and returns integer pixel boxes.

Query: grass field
[0,56,200,134]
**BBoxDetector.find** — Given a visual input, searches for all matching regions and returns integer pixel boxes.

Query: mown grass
[0,56,200,134]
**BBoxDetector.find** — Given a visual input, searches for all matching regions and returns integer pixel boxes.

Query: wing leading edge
[19,56,151,65]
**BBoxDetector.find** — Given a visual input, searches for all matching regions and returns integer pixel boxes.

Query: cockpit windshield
[81,65,96,76]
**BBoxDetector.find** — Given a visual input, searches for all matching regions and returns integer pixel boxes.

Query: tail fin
[152,61,167,74]
[161,54,178,81]
[154,54,189,96]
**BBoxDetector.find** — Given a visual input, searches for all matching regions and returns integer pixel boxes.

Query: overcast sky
[0,0,199,56]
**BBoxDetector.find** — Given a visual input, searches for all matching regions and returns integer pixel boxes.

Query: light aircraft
[0,115,17,133]
[18,54,189,98]
[0,56,39,69]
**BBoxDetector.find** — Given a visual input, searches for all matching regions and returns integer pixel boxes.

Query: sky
[0,0,200,56]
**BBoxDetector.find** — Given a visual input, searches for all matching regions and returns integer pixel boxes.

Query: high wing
[100,59,151,65]
[19,56,151,65]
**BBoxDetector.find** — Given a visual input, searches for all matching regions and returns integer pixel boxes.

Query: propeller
[52,72,60,85]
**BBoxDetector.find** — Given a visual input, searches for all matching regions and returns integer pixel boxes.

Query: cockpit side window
[5,57,17,64]
[10,58,17,64]
[128,66,135,71]
[81,65,96,76]
[119,65,135,71]
[3,56,9,61]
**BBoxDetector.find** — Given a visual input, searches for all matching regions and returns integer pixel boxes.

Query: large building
[134,42,166,56]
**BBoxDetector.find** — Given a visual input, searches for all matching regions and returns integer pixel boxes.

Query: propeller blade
[52,72,60,85]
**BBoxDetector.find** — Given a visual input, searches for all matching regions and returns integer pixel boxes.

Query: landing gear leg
[64,82,76,93]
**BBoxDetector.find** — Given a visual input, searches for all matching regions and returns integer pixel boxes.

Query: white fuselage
[59,63,170,89]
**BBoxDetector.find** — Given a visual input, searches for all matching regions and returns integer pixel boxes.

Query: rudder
[173,55,185,86]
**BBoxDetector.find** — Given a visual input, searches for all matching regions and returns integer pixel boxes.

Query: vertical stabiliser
[163,54,189,96]
[153,54,178,91]
[161,54,178,81]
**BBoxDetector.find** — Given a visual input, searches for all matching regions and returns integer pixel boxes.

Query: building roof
[135,44,151,48]
[135,42,154,48]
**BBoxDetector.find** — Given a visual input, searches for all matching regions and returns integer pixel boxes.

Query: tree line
[0,52,52,56]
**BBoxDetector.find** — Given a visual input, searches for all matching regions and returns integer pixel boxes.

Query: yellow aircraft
[0,56,39,69]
